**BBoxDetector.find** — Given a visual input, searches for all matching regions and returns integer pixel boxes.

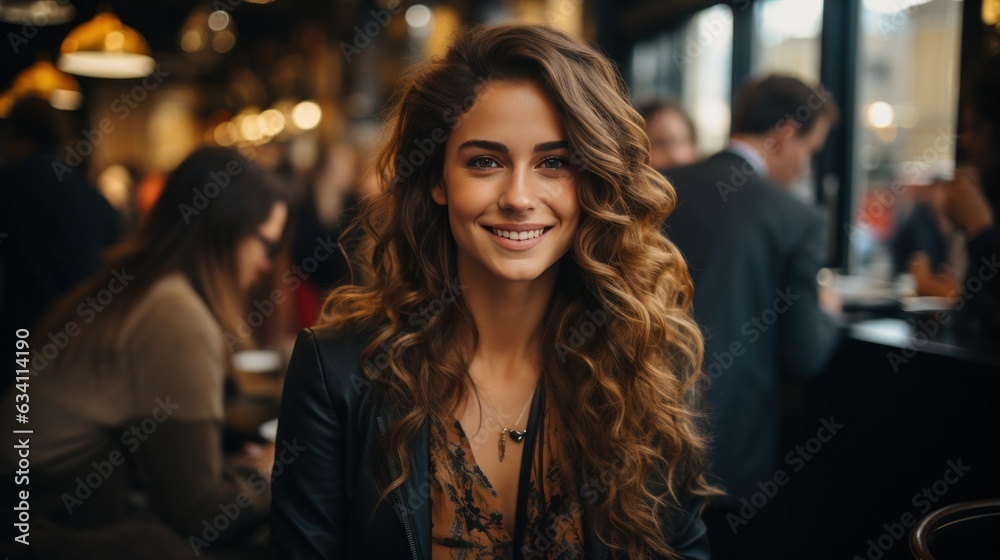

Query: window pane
[753,0,824,82]
[850,0,963,279]
[629,4,733,155]
[752,0,825,205]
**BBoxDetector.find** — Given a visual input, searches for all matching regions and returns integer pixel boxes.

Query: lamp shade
[0,0,76,25]
[0,58,82,116]
[58,12,155,78]
[13,58,82,109]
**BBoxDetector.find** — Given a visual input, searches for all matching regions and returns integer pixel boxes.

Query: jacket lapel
[404,420,431,560]
[376,410,431,560]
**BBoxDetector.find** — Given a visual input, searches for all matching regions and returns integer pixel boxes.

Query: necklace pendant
[498,429,507,462]
[508,429,526,443]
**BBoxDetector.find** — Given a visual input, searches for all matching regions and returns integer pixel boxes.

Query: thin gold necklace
[475,387,534,463]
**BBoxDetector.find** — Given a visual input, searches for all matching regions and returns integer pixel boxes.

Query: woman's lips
[482,225,552,250]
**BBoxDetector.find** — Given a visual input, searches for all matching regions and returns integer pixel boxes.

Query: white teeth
[491,227,545,240]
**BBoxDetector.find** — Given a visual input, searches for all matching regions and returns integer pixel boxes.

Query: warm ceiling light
[0,0,75,25]
[405,4,433,28]
[0,57,82,115]
[291,100,321,130]
[259,109,286,136]
[985,0,1000,26]
[58,11,156,78]
[207,10,230,31]
[866,101,895,129]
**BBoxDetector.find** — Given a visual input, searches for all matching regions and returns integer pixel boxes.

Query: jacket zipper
[376,415,419,560]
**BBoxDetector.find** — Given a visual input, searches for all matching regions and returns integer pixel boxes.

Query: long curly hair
[318,23,719,558]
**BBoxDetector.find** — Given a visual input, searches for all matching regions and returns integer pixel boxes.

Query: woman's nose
[497,168,537,212]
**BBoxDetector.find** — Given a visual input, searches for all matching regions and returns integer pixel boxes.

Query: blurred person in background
[290,142,360,329]
[0,146,287,558]
[0,97,122,394]
[893,179,953,275]
[663,74,842,558]
[893,179,962,297]
[943,54,1000,339]
[639,99,699,171]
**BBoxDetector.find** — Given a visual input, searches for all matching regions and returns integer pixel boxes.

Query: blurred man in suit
[662,75,842,558]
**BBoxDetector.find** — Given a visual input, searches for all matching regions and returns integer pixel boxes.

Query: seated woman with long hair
[1,147,287,554]
[270,24,717,559]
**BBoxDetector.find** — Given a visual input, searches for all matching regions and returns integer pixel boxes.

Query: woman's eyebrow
[533,140,568,152]
[456,139,568,152]
[458,139,507,152]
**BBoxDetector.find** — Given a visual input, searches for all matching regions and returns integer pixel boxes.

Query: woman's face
[236,202,287,290]
[433,80,580,285]
[646,109,697,170]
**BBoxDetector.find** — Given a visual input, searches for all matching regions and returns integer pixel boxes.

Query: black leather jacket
[268,327,712,559]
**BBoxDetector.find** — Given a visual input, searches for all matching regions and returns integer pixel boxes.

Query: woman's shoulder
[294,324,374,376]
[123,272,220,337]
[288,323,380,405]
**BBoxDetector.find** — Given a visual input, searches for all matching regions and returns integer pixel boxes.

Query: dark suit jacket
[269,327,711,559]
[662,151,839,503]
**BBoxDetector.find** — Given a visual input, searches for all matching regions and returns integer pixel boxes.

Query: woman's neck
[457,260,557,386]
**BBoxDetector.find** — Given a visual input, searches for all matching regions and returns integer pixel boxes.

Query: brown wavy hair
[318,23,718,558]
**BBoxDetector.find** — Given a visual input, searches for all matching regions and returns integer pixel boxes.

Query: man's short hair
[731,74,839,137]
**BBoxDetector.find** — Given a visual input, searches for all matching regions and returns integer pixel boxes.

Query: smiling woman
[270,23,718,560]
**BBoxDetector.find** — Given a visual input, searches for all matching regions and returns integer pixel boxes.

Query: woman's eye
[468,156,499,169]
[540,156,567,170]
